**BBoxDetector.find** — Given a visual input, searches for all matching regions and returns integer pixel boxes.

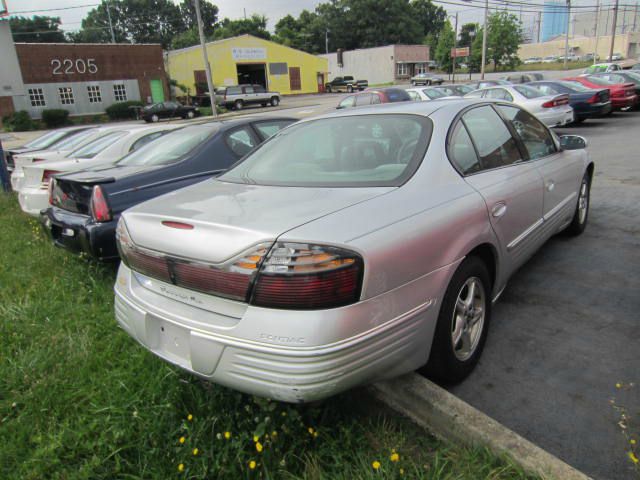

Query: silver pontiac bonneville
[114,99,593,402]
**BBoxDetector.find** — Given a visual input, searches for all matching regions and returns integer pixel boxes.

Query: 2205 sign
[51,58,98,75]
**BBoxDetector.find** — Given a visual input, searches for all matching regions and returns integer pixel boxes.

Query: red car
[563,76,638,110]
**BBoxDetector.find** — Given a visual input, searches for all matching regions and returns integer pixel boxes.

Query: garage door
[289,67,301,91]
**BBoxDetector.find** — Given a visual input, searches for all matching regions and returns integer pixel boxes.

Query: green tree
[211,14,271,40]
[487,11,522,70]
[434,20,455,73]
[170,27,200,50]
[458,22,478,48]
[468,27,484,73]
[411,0,446,41]
[178,0,218,37]
[9,16,67,43]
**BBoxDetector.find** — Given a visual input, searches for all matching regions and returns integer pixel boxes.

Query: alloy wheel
[451,277,486,361]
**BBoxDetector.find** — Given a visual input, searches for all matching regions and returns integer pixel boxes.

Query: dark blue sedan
[41,116,296,261]
[527,80,611,123]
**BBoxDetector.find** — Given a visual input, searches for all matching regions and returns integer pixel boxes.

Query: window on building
[58,87,75,105]
[269,62,288,75]
[87,85,102,103]
[397,63,408,76]
[415,63,428,74]
[113,84,127,102]
[28,88,46,107]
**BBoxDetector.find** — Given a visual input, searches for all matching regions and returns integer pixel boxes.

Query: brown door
[193,70,207,95]
[317,73,325,93]
[289,67,301,91]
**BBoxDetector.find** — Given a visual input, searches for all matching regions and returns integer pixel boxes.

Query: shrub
[41,109,70,128]
[105,100,144,120]
[2,111,35,132]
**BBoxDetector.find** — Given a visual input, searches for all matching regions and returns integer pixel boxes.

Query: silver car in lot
[465,84,575,127]
[114,99,593,402]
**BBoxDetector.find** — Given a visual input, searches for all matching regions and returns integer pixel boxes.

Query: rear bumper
[574,101,612,119]
[611,95,638,109]
[113,262,443,402]
[18,187,48,216]
[538,107,574,127]
[40,207,119,261]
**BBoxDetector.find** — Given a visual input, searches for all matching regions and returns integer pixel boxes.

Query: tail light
[587,94,599,104]
[250,243,363,310]
[611,89,624,97]
[542,96,569,108]
[41,170,61,189]
[33,158,46,163]
[48,178,55,205]
[90,185,112,222]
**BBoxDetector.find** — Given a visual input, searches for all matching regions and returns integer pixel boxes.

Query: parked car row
[3,94,595,403]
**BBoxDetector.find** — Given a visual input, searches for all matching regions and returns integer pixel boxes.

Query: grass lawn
[0,193,539,480]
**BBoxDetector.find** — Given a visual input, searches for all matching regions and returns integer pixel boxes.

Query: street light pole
[609,0,619,62]
[563,0,571,69]
[105,0,116,43]
[194,0,217,117]
[593,0,600,64]
[481,0,489,79]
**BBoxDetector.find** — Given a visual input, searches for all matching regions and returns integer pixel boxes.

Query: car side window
[253,85,265,93]
[226,127,257,157]
[130,131,166,152]
[486,88,513,101]
[338,96,356,108]
[537,84,559,95]
[465,90,484,99]
[371,94,381,104]
[462,106,522,170]
[448,121,482,175]
[243,86,254,94]
[252,120,294,141]
[407,90,421,101]
[498,105,557,160]
[355,94,373,106]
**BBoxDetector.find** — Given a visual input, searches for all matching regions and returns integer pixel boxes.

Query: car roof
[194,115,298,131]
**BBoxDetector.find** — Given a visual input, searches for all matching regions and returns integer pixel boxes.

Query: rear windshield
[51,128,98,150]
[70,131,127,159]
[514,85,544,99]
[220,114,432,187]
[422,88,446,99]
[385,89,411,102]
[23,130,73,149]
[559,81,591,92]
[117,124,218,166]
[587,75,617,85]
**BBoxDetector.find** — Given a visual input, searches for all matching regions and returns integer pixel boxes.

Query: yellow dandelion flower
[178,463,185,472]
[372,460,381,470]
[253,435,259,442]
[308,427,314,434]
[249,460,257,470]
[313,431,318,438]
[281,411,287,417]
[400,468,405,476]
[390,452,400,462]
[187,414,193,421]
[256,441,263,453]
[179,436,185,444]
[630,452,639,464]
[271,430,278,438]
[224,431,231,440]
[631,439,637,445]
[192,448,199,456]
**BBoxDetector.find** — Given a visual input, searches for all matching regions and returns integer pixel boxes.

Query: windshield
[23,130,72,149]
[117,124,217,166]
[220,115,432,187]
[50,128,98,151]
[514,85,544,99]
[69,131,127,159]
[559,81,590,92]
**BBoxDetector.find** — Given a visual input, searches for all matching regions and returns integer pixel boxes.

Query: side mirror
[560,135,587,150]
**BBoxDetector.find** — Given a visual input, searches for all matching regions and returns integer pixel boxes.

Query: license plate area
[146,315,191,368]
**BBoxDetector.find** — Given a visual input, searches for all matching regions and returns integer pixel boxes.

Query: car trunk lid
[123,179,394,265]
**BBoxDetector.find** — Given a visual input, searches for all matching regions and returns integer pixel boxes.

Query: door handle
[491,202,507,218]
[546,181,555,192]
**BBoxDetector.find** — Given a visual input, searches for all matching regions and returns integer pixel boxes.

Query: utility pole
[325,29,329,55]
[594,0,601,63]
[563,0,570,69]
[537,11,542,43]
[194,0,216,117]
[105,0,116,43]
[481,0,488,79]
[452,12,459,84]
[609,0,619,61]
[633,2,638,31]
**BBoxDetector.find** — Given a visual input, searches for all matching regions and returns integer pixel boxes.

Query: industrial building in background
[167,34,328,97]
[542,1,569,42]
[320,45,431,86]
[573,3,640,37]
[0,20,169,123]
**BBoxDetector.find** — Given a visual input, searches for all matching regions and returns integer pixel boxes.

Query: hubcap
[451,277,486,361]
[578,178,589,224]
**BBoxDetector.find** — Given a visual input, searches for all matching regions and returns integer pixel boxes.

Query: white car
[464,85,574,127]
[542,55,558,63]
[10,126,114,191]
[524,57,542,64]
[606,53,624,61]
[17,124,177,216]
[406,87,457,101]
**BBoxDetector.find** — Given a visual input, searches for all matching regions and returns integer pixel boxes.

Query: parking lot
[449,110,640,480]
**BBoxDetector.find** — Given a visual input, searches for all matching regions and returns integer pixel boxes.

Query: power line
[8,3,99,15]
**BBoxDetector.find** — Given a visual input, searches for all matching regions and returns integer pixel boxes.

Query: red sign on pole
[451,47,470,58]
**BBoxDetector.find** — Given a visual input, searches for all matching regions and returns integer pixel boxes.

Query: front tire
[234,99,243,110]
[422,256,492,384]
[186,110,195,119]
[565,171,591,236]
[150,114,159,123]
[326,85,332,93]
[270,96,279,106]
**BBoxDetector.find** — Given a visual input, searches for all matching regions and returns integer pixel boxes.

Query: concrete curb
[369,374,591,480]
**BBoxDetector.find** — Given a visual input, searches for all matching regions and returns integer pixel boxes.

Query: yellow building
[167,34,329,96]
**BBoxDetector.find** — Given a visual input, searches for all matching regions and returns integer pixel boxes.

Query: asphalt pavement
[448,111,640,480]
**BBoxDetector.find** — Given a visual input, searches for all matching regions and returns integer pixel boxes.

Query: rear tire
[347,85,353,93]
[326,85,332,93]
[565,171,591,236]
[234,100,243,110]
[187,110,195,119]
[270,96,280,106]
[422,256,492,384]
[151,114,159,123]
